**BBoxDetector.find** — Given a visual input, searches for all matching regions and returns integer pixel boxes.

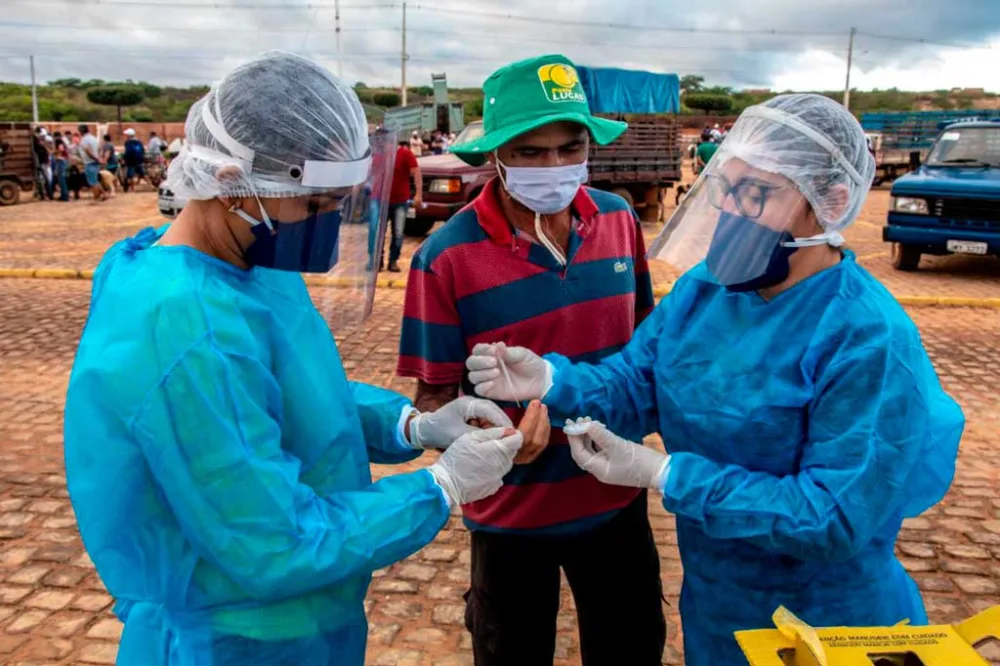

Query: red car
[406,122,492,237]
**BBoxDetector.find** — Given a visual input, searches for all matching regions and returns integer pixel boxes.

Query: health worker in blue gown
[64,51,523,666]
[465,94,964,666]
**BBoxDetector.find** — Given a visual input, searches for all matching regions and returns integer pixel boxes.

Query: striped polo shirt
[397,178,654,535]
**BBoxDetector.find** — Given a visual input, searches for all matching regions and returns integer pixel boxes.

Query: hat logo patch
[538,64,585,104]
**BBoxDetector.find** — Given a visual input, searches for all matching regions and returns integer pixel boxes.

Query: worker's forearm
[414,380,459,414]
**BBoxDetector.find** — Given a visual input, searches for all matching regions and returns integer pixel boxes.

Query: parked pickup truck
[884,118,1000,271]
[862,110,1000,186]
[408,66,682,237]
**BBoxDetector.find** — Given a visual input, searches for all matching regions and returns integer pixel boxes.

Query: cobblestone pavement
[1,188,999,665]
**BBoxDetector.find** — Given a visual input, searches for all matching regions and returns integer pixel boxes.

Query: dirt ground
[0,186,998,665]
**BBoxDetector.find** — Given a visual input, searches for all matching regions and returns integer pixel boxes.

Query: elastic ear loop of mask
[495,151,568,266]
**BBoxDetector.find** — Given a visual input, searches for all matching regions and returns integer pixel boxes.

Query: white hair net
[167,50,371,201]
[715,93,876,233]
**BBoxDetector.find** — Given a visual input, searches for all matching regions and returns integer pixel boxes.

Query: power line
[0,21,848,55]
[410,4,844,37]
[856,30,992,50]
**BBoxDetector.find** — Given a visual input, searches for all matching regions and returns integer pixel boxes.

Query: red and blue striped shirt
[397,178,654,535]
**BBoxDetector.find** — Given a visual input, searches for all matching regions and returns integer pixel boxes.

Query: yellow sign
[537,63,585,104]
[736,605,1000,666]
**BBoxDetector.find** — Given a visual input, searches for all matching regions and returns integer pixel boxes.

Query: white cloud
[0,0,997,92]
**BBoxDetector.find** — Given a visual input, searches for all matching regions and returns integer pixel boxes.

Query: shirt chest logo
[614,261,629,274]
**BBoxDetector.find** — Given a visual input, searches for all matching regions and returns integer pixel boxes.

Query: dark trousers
[386,202,407,263]
[464,491,666,666]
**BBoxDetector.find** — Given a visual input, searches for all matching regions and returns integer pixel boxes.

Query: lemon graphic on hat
[538,63,585,103]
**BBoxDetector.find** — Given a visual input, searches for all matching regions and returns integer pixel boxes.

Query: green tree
[48,78,83,88]
[126,107,155,122]
[373,91,401,107]
[683,93,733,114]
[138,82,162,99]
[680,75,705,94]
[86,85,145,124]
[466,95,484,120]
[407,85,434,97]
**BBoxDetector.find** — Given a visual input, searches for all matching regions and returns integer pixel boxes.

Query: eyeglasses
[703,173,789,220]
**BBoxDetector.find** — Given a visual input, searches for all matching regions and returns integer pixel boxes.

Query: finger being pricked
[514,400,551,464]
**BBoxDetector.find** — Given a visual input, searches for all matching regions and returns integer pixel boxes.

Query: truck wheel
[891,243,921,271]
[404,217,435,237]
[610,187,634,208]
[0,180,19,206]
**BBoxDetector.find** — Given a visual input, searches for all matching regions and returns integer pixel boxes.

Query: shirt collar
[472,177,600,245]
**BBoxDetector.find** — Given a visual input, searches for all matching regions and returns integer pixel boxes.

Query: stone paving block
[37,612,90,638]
[370,649,425,666]
[430,604,466,626]
[87,618,123,640]
[23,590,74,611]
[79,642,119,664]
[5,610,50,634]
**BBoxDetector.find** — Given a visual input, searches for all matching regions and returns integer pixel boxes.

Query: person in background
[399,54,664,666]
[384,138,422,273]
[53,131,70,202]
[694,129,718,175]
[123,128,146,192]
[78,124,105,202]
[409,130,424,157]
[448,131,457,144]
[466,93,965,666]
[33,127,54,200]
[147,130,165,156]
[709,123,723,142]
[101,134,119,176]
[430,130,444,155]
[64,50,521,666]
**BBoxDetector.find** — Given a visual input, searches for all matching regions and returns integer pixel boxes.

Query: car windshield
[926,126,1000,167]
[453,122,483,145]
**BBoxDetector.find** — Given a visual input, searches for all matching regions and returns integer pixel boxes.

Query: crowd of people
[408,127,457,156]
[30,125,170,202]
[62,50,963,666]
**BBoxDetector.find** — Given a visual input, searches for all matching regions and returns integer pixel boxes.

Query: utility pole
[334,0,343,78]
[30,55,39,123]
[843,27,856,110]
[401,1,408,106]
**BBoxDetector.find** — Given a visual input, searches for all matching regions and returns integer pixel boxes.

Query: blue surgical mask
[496,155,588,215]
[706,212,797,292]
[706,212,842,292]
[234,204,343,273]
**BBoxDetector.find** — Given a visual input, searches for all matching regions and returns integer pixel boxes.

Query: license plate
[406,207,416,219]
[946,240,988,255]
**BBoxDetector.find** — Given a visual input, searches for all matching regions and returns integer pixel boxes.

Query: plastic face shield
[649,153,812,287]
[298,129,397,331]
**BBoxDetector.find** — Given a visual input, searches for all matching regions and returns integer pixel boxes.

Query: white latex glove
[565,418,670,490]
[428,427,524,506]
[465,343,554,403]
[408,396,513,450]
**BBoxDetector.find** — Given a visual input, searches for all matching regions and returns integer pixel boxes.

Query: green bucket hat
[451,54,627,167]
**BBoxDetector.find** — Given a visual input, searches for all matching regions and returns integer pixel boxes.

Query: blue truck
[884,117,1000,271]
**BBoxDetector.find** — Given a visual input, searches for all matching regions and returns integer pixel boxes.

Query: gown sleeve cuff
[397,404,420,450]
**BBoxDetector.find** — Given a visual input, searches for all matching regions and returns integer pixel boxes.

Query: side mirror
[909,151,922,169]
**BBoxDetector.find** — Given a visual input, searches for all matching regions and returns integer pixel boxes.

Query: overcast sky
[0,0,998,92]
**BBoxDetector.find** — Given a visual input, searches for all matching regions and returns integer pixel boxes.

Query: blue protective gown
[542,252,964,666]
[64,227,451,666]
